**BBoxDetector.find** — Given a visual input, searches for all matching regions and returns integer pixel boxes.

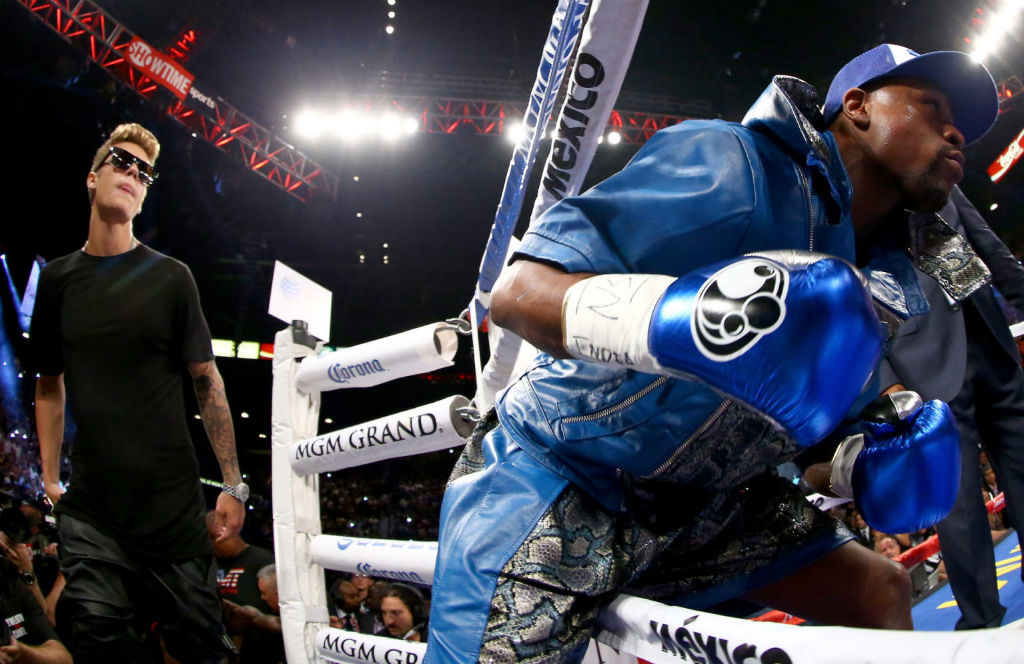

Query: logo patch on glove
[692,258,788,361]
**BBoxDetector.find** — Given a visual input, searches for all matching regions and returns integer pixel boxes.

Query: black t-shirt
[30,245,214,561]
[215,545,275,612]
[0,564,59,646]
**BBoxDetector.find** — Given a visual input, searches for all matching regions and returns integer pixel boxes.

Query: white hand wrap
[561,273,675,373]
[829,434,865,499]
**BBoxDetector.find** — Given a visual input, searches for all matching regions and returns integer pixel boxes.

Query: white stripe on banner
[295,323,457,393]
[311,535,437,585]
[594,594,1024,664]
[529,0,649,221]
[317,628,426,664]
[288,395,473,476]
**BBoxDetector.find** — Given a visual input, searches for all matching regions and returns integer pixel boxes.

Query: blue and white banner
[295,323,457,393]
[530,0,649,221]
[473,0,590,317]
[311,536,437,585]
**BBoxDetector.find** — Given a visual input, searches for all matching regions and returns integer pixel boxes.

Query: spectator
[208,511,274,610]
[329,577,376,633]
[362,580,389,636]
[880,187,1024,629]
[207,510,276,661]
[876,536,902,561]
[0,553,71,663]
[223,564,283,664]
[376,584,427,643]
[30,122,244,660]
[849,510,874,549]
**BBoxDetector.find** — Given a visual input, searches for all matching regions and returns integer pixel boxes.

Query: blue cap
[822,44,998,145]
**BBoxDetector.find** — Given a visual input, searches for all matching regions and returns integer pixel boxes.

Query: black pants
[936,304,1024,629]
[58,513,235,663]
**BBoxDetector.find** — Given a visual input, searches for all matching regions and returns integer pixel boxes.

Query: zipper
[561,376,669,424]
[796,164,814,251]
[645,398,732,477]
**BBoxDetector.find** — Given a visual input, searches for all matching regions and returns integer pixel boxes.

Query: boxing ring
[268,1,1023,661]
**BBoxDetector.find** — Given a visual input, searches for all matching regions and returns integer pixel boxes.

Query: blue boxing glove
[562,250,884,447]
[829,392,961,534]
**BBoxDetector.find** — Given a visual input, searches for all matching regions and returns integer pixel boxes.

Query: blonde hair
[89,122,160,173]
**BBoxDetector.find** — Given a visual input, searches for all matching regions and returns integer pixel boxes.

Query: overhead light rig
[15,0,339,203]
[292,94,705,146]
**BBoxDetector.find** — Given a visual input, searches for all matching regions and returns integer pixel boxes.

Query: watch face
[229,483,249,502]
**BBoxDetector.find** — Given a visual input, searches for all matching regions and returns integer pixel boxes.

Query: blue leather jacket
[497,76,923,513]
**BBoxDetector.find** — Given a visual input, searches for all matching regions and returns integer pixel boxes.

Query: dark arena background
[0,0,1022,657]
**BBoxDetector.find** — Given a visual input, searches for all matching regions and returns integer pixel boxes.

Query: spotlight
[606,131,622,145]
[294,110,325,139]
[505,122,525,144]
[385,25,395,35]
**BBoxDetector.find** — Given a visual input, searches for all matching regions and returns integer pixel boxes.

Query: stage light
[211,339,236,357]
[353,176,359,181]
[403,117,418,134]
[388,10,396,18]
[385,25,395,35]
[387,0,396,5]
[969,2,1024,62]
[241,412,250,419]
[378,112,405,139]
[607,131,622,145]
[324,417,333,424]
[294,110,325,139]
[505,122,525,144]
[237,341,259,359]
[991,203,1000,211]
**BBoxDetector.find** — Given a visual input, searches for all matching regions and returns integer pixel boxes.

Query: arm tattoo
[191,362,241,485]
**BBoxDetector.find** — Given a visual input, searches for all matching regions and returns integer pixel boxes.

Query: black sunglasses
[103,146,158,186]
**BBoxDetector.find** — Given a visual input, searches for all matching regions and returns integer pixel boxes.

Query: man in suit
[880,185,1024,629]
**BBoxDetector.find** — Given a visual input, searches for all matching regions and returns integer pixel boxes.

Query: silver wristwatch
[223,481,250,503]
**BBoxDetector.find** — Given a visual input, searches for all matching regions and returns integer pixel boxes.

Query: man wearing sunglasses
[29,123,241,662]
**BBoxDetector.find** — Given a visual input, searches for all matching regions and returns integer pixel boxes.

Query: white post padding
[296,323,459,393]
[594,594,1024,664]
[272,326,330,663]
[289,395,474,476]
[311,535,437,585]
[317,628,426,664]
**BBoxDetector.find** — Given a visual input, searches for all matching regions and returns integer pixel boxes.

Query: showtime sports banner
[988,126,1024,183]
[126,36,194,100]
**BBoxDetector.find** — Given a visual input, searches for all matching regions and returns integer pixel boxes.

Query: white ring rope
[272,316,1024,664]
[296,323,458,394]
[289,395,474,476]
